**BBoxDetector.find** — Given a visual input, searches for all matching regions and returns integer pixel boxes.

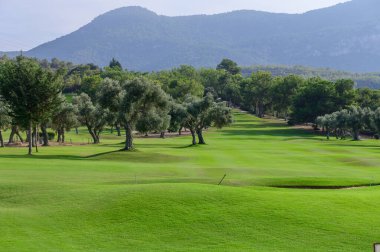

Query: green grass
[1,111,380,251]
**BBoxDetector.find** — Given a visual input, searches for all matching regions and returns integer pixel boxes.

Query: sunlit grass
[1,111,380,251]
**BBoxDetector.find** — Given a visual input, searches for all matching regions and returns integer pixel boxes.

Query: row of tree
[8,56,378,126]
[316,106,380,141]
[0,56,233,154]
[2,56,380,154]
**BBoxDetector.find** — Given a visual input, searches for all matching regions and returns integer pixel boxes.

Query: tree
[0,100,11,147]
[372,108,380,138]
[109,58,123,70]
[331,110,349,139]
[355,88,380,110]
[168,102,187,134]
[216,59,241,75]
[271,75,304,119]
[80,75,102,100]
[0,56,63,154]
[52,102,78,143]
[346,106,368,141]
[243,71,274,118]
[136,109,171,138]
[73,93,109,144]
[334,79,356,110]
[98,77,169,150]
[316,114,335,140]
[97,78,124,137]
[291,78,336,124]
[184,94,232,145]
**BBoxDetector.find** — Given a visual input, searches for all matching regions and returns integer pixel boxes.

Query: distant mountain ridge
[3,0,380,72]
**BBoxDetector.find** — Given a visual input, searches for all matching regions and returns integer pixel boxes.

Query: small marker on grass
[218,174,227,185]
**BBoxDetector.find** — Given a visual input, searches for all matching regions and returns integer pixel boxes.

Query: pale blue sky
[0,0,350,51]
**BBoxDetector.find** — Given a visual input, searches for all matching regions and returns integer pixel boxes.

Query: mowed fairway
[1,111,380,251]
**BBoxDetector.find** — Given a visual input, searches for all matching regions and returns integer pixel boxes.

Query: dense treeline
[0,56,232,154]
[1,56,380,154]
[242,65,380,89]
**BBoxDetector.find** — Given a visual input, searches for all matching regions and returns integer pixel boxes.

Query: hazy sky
[0,0,350,51]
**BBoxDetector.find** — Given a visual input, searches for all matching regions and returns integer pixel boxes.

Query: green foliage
[0,56,63,153]
[216,59,241,75]
[243,65,380,89]
[317,106,374,141]
[291,78,356,124]
[0,99,11,131]
[242,71,274,117]
[183,93,232,144]
[109,58,123,70]
[72,93,109,144]
[52,101,79,132]
[80,75,102,100]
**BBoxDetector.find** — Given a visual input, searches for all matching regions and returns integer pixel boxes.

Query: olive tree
[346,106,368,141]
[98,77,169,150]
[184,93,233,145]
[73,93,109,144]
[52,102,79,143]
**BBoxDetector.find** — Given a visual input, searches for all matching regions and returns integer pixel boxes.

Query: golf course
[1,110,380,251]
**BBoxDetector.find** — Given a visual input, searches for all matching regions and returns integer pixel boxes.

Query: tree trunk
[87,126,98,144]
[62,128,65,143]
[160,131,165,139]
[75,127,79,135]
[255,101,260,117]
[178,127,182,136]
[32,128,36,147]
[190,129,196,145]
[8,126,16,144]
[57,129,62,143]
[326,127,330,140]
[124,123,134,151]
[95,130,100,144]
[41,124,49,146]
[16,130,24,143]
[353,129,360,141]
[34,126,38,153]
[0,130,4,147]
[116,125,121,136]
[28,121,32,155]
[196,129,206,144]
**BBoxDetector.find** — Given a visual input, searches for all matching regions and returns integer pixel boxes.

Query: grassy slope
[1,111,380,251]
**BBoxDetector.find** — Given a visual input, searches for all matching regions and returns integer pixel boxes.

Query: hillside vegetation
[2,0,379,72]
[242,65,380,89]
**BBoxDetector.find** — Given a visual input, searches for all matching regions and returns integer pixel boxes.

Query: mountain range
[2,0,380,72]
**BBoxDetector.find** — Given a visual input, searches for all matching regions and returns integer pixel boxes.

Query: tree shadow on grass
[85,149,188,163]
[0,154,83,161]
[0,149,188,163]
[221,128,316,138]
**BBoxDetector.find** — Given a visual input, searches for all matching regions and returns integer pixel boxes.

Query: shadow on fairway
[222,128,316,138]
[85,149,188,163]
[0,149,188,163]
[0,154,83,160]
